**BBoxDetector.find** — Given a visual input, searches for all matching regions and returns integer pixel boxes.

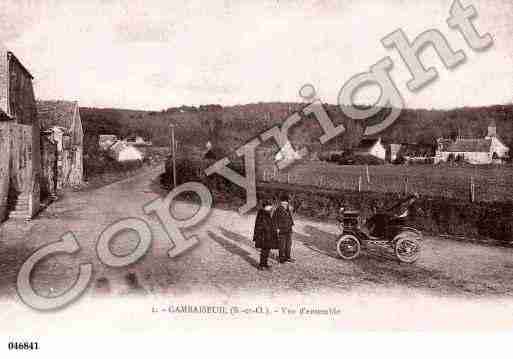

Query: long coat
[273,205,294,234]
[253,209,279,250]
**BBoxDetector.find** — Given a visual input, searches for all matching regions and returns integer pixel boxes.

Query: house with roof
[125,135,152,147]
[434,120,509,165]
[354,138,386,161]
[108,140,144,162]
[37,100,84,192]
[99,134,118,151]
[0,45,40,221]
[0,46,38,126]
[274,141,303,164]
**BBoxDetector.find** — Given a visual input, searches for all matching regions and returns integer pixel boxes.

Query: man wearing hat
[273,193,295,263]
[253,199,279,270]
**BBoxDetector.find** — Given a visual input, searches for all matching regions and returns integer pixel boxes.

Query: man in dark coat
[253,200,279,270]
[273,194,295,263]
[367,193,418,238]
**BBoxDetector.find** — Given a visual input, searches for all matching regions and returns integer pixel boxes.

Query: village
[318,120,509,165]
[0,40,512,224]
[0,45,156,222]
[2,1,513,346]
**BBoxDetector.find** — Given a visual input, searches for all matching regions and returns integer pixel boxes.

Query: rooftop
[37,100,78,130]
[7,52,34,79]
[445,138,492,153]
[355,138,381,152]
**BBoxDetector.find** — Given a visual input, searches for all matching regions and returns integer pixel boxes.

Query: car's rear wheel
[394,234,421,263]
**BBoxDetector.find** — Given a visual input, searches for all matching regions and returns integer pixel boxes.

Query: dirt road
[1,164,513,301]
[0,168,513,335]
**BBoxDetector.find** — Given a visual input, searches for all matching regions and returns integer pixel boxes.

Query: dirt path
[2,165,513,331]
[1,164,513,302]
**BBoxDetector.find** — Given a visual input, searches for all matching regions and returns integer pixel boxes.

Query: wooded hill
[80,102,513,156]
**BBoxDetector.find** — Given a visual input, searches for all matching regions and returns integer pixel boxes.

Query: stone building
[40,135,58,199]
[354,138,386,161]
[99,135,118,151]
[38,100,84,193]
[435,120,509,165]
[0,45,40,221]
[108,141,144,162]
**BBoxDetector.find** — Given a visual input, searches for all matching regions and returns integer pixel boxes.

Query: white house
[108,141,144,162]
[125,135,152,147]
[389,143,402,163]
[99,135,118,151]
[274,141,303,162]
[354,138,386,161]
[435,120,509,165]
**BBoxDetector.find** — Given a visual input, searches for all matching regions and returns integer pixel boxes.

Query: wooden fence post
[470,176,475,203]
[366,165,370,183]
[358,176,362,192]
[404,177,409,194]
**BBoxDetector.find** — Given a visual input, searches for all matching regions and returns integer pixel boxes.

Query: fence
[177,157,512,204]
[257,162,513,204]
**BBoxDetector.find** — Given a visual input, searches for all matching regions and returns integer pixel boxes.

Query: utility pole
[170,124,177,189]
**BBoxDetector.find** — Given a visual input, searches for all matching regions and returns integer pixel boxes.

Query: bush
[161,158,202,187]
[157,156,513,243]
[338,154,386,166]
[84,150,142,180]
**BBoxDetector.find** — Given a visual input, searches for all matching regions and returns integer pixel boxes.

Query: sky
[1,0,513,110]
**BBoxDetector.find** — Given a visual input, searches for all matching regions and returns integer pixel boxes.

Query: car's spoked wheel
[394,236,421,263]
[336,235,361,260]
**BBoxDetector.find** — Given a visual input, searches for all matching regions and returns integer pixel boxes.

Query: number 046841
[8,342,39,350]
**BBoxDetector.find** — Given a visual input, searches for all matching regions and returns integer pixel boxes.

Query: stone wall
[40,136,57,199]
[0,45,9,116]
[8,54,37,127]
[0,122,40,220]
[0,123,10,221]
[8,123,40,219]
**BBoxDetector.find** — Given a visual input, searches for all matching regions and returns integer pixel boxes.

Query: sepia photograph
[0,0,513,355]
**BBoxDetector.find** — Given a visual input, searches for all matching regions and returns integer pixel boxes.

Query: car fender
[391,226,423,241]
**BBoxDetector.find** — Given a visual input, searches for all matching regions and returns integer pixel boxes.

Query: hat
[279,193,289,202]
[261,199,272,207]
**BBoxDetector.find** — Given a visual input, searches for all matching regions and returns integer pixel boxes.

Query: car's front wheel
[336,235,361,260]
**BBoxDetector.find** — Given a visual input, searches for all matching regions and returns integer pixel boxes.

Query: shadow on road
[293,225,342,260]
[123,272,148,296]
[218,227,281,263]
[300,225,397,262]
[207,231,260,269]
[148,173,167,197]
[0,243,30,296]
[295,224,502,296]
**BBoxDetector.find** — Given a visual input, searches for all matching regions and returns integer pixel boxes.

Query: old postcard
[1,0,513,354]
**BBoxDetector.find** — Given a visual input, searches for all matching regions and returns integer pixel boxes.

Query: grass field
[256,161,513,203]
[173,156,512,240]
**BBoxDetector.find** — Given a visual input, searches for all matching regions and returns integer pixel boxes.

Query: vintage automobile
[336,195,422,263]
